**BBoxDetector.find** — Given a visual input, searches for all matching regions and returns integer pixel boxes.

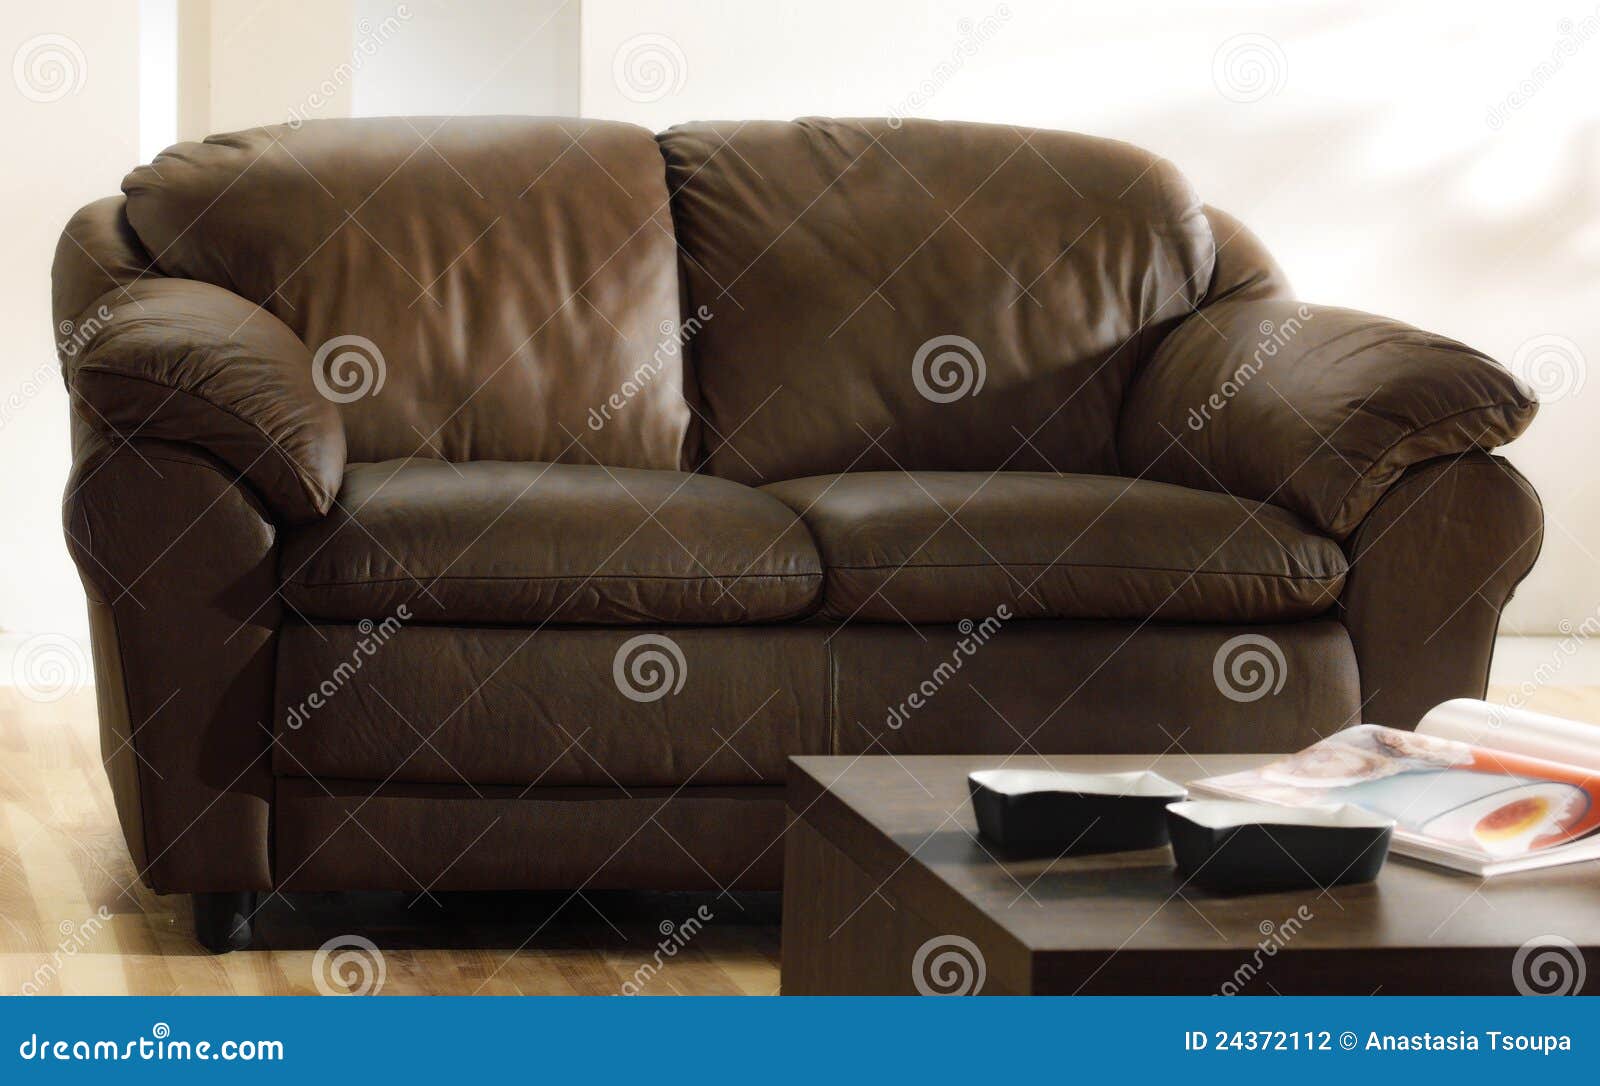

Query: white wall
[177,0,355,138]
[138,0,176,160]
[580,0,1600,635]
[1,1,140,639]
[352,0,579,117]
[171,1,579,134]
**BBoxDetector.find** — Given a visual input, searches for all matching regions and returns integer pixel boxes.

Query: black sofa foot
[192,892,257,953]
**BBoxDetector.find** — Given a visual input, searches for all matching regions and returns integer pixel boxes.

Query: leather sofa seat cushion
[282,460,822,624]
[762,472,1346,623]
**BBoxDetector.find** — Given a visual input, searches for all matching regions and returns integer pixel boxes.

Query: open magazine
[1192,699,1600,876]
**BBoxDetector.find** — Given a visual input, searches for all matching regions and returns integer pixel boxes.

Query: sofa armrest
[64,431,278,891]
[61,278,345,523]
[1340,453,1543,727]
[1117,298,1537,538]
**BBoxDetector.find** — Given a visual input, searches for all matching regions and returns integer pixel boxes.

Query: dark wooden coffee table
[781,755,1600,994]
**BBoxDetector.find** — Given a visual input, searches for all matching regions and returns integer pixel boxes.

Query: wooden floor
[2,683,1596,995]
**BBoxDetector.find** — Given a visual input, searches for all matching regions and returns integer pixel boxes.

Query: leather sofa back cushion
[121,117,688,468]
[659,119,1215,483]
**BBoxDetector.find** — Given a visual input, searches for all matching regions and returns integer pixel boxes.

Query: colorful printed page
[1198,724,1600,861]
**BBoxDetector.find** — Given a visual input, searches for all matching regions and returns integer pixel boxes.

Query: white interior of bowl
[968,768,1188,799]
[1166,800,1395,831]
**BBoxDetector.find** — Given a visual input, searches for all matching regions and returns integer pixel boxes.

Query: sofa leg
[192,892,257,953]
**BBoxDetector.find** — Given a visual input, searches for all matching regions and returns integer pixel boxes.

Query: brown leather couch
[52,117,1542,951]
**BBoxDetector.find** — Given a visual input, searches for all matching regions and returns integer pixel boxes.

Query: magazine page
[1418,698,1600,773]
[1198,724,1600,863]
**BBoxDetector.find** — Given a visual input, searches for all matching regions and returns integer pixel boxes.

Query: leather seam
[1327,398,1532,535]
[1346,455,1537,564]
[823,560,1344,581]
[286,571,824,588]
[73,365,333,514]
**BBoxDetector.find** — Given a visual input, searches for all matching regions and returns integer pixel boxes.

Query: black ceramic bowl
[1165,800,1394,894]
[968,769,1188,857]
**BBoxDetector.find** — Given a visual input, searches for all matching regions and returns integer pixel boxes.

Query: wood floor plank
[0,808,44,959]
[553,949,629,996]
[496,951,584,996]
